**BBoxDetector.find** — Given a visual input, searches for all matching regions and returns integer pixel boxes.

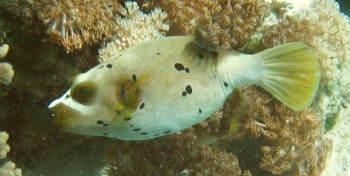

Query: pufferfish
[48,36,320,141]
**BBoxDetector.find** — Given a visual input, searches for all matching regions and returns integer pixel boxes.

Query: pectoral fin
[112,73,150,123]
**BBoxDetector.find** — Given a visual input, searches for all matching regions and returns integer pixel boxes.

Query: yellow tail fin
[257,42,321,111]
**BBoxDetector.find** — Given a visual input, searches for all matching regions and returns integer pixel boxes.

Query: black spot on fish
[163,130,171,134]
[133,128,141,131]
[174,63,185,71]
[139,102,145,109]
[119,54,123,57]
[106,64,113,69]
[156,52,161,55]
[224,82,228,87]
[102,133,109,136]
[182,91,187,97]
[132,74,137,81]
[98,65,104,69]
[116,110,121,114]
[199,109,202,114]
[185,85,192,94]
[198,53,204,59]
[129,125,134,127]
[141,132,148,135]
[124,117,132,121]
[210,51,218,58]
[97,120,104,125]
[185,68,190,73]
[103,124,108,127]
[154,134,160,136]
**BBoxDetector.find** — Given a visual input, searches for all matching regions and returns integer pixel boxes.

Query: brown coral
[153,0,269,50]
[104,128,246,176]
[33,0,124,52]
[231,86,332,176]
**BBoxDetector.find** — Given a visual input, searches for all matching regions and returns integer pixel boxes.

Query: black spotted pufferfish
[48,36,320,141]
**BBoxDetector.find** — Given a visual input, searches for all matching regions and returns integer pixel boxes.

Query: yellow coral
[0,44,14,85]
[0,132,22,176]
[0,62,14,85]
[0,44,9,59]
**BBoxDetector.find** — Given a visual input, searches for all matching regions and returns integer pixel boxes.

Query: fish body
[49,36,320,140]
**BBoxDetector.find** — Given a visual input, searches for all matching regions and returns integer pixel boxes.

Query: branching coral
[33,0,124,52]
[0,131,22,176]
[153,0,269,50]
[231,86,332,176]
[104,128,247,176]
[98,1,169,62]
[0,0,348,175]
[259,110,331,176]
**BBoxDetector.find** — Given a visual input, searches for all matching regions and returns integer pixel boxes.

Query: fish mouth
[48,102,78,131]
[48,98,61,109]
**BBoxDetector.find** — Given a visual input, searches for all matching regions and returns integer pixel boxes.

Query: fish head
[48,71,119,137]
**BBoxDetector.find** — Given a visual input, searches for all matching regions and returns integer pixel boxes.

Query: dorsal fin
[192,26,218,51]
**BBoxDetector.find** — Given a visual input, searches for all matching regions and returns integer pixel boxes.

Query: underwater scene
[0,0,350,175]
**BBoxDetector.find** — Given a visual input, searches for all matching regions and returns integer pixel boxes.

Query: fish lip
[48,98,62,109]
[48,89,70,109]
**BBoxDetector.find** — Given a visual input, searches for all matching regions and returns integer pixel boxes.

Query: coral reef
[0,62,14,85]
[0,43,9,58]
[261,0,350,122]
[0,44,14,85]
[0,131,22,176]
[104,128,249,176]
[152,0,270,50]
[98,1,169,62]
[33,0,124,52]
[230,1,350,174]
[0,0,33,20]
[234,86,332,175]
[0,0,349,175]
[321,108,350,176]
[0,132,10,159]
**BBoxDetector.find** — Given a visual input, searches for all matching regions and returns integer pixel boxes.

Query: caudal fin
[256,42,321,111]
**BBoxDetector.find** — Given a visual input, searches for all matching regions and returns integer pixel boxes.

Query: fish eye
[70,81,96,104]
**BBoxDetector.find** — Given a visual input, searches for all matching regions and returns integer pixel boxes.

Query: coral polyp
[34,0,123,52]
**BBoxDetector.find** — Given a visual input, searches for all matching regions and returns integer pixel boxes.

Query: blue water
[336,0,350,15]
